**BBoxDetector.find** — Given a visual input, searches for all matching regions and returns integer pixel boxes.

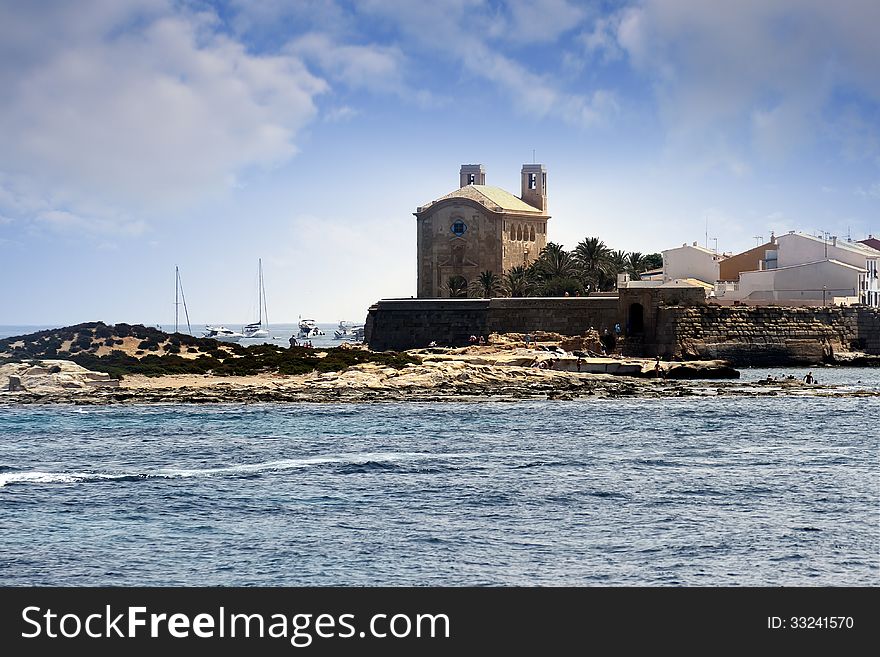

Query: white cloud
[612,0,880,162]
[289,33,406,93]
[35,210,146,237]
[0,1,327,231]
[856,183,880,199]
[579,15,624,62]
[504,0,587,43]
[324,106,360,123]
[355,0,617,127]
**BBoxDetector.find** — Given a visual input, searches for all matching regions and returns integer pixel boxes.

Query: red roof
[859,237,880,251]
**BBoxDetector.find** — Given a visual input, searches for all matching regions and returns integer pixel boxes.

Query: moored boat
[298,318,325,338]
[202,325,244,342]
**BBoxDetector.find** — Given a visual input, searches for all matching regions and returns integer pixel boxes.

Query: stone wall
[485,298,618,336]
[366,295,880,365]
[366,299,489,351]
[366,297,618,351]
[652,305,880,364]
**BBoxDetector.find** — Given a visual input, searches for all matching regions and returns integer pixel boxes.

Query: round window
[451,220,467,236]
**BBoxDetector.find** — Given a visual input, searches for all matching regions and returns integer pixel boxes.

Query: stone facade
[651,305,880,364]
[366,297,618,351]
[415,164,550,298]
[365,291,880,365]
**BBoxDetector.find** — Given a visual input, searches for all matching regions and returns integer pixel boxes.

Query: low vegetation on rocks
[0,322,419,378]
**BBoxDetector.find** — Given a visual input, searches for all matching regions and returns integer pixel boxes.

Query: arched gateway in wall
[628,303,644,334]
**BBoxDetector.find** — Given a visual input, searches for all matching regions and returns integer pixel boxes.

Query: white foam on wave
[0,471,119,487]
[0,451,480,488]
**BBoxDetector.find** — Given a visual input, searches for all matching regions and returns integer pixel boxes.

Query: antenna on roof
[753,235,763,246]
[532,148,536,164]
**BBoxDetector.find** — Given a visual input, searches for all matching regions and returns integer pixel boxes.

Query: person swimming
[803,371,814,384]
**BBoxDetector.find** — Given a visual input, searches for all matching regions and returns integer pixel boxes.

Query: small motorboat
[202,325,244,342]
[298,318,325,338]
[333,320,364,340]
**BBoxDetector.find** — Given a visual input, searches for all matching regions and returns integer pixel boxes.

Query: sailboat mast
[261,260,269,334]
[176,266,193,335]
[257,258,262,325]
[175,265,179,333]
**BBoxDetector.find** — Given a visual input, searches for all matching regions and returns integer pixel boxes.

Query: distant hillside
[0,322,418,378]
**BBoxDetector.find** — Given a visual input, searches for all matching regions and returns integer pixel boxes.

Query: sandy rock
[559,329,604,354]
[0,360,119,394]
[831,351,880,366]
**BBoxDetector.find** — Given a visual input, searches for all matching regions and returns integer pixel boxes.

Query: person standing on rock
[654,358,662,379]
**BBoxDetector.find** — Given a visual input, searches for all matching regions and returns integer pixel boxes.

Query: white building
[716,232,880,307]
[662,242,725,286]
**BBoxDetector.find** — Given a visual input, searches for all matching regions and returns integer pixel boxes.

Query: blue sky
[0,0,878,325]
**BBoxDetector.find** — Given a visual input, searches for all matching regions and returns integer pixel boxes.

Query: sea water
[1,387,878,586]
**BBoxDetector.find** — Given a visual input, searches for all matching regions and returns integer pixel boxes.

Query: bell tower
[521,164,547,212]
[460,164,485,188]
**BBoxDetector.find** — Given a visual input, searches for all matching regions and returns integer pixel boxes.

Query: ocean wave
[0,452,478,488]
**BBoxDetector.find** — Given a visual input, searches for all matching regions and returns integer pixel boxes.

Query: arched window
[517,225,522,241]
[529,225,535,241]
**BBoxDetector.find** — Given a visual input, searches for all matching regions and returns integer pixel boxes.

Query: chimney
[832,236,837,247]
[459,164,485,188]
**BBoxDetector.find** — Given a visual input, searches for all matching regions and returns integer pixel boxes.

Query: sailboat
[242,259,270,339]
[174,266,192,335]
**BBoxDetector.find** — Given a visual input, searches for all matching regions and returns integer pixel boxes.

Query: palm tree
[610,250,628,274]
[444,275,468,298]
[573,237,613,291]
[626,252,646,280]
[532,242,578,281]
[503,265,533,297]
[470,270,503,298]
[540,277,585,297]
[609,249,629,289]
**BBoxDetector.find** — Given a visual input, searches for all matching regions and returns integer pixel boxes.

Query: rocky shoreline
[1,358,874,405]
[2,324,877,405]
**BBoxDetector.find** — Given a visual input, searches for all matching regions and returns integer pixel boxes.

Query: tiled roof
[419,185,543,214]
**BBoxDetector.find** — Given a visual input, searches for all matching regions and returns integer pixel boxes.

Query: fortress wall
[367,295,880,364]
[651,305,880,364]
[366,297,617,351]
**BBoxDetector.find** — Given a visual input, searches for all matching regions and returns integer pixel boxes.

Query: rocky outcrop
[0,360,119,394]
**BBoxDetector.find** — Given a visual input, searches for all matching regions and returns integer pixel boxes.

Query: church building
[415,164,551,297]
